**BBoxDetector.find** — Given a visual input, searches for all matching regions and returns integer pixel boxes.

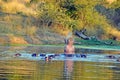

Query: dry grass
[8,34,28,44]
[106,27,120,40]
[25,26,37,36]
[3,15,12,22]
[106,0,116,4]
[0,38,7,44]
[0,0,36,16]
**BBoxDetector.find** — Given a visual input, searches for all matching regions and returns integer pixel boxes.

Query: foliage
[0,0,120,40]
[36,0,79,31]
[108,0,120,8]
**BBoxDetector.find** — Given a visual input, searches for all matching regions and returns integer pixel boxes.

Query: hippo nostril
[32,53,37,57]
[117,58,120,62]
[81,54,87,58]
[64,54,74,57]
[40,53,46,57]
[15,53,21,57]
[54,54,60,56]
[49,55,55,58]
[106,55,116,59]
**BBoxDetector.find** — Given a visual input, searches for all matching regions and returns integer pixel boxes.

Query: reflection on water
[0,46,120,80]
[63,59,73,80]
[0,60,120,80]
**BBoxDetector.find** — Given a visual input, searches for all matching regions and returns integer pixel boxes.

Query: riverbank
[0,44,119,58]
[1,44,120,51]
[0,28,65,45]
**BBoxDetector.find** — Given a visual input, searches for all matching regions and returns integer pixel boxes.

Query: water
[0,46,120,80]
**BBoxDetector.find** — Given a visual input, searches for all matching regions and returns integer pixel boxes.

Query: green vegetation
[0,0,120,45]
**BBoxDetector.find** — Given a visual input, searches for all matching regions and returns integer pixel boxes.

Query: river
[0,46,120,80]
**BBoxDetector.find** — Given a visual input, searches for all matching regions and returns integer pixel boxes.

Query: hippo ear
[64,39,67,44]
[64,39,69,44]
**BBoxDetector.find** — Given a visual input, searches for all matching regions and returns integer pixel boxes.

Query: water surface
[0,46,120,80]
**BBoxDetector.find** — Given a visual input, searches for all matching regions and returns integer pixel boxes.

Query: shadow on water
[0,46,120,80]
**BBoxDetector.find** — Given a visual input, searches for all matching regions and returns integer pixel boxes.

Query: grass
[75,37,120,46]
[0,0,36,16]
[75,45,120,51]
[2,43,120,51]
